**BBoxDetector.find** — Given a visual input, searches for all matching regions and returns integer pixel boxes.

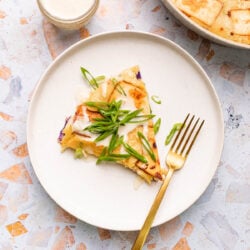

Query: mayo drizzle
[101,81,108,98]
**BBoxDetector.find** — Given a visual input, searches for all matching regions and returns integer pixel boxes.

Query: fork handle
[132,168,174,250]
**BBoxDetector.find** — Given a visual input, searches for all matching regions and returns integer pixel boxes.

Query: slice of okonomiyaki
[58,66,164,183]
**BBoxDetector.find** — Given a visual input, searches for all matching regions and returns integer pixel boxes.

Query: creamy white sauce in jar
[40,0,95,20]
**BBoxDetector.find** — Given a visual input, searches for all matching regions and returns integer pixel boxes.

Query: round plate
[162,0,250,49]
[27,31,224,231]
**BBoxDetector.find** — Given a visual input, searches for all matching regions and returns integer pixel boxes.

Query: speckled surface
[0,0,249,249]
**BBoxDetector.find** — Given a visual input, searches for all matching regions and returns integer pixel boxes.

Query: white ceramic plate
[27,31,224,231]
[162,0,250,49]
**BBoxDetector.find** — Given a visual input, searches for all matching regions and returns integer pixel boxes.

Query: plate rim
[27,30,224,231]
[162,0,250,50]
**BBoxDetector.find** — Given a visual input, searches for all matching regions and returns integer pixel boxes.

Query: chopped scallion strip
[116,83,127,96]
[95,129,117,142]
[137,132,156,162]
[127,114,155,124]
[83,100,156,164]
[154,118,161,134]
[80,67,99,89]
[97,146,129,163]
[90,75,105,85]
[96,147,107,164]
[151,95,161,104]
[119,109,142,124]
[84,100,155,144]
[111,79,126,96]
[116,135,124,147]
[123,142,148,163]
[97,154,130,163]
[74,148,83,159]
[165,123,183,145]
[108,132,118,154]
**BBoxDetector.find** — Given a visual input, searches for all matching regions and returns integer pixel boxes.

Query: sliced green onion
[154,118,161,134]
[111,78,118,83]
[151,95,161,104]
[90,75,105,85]
[95,129,116,142]
[116,84,127,96]
[165,123,183,145]
[96,147,107,164]
[108,134,124,154]
[84,101,109,109]
[74,147,83,159]
[119,109,142,124]
[114,135,124,149]
[108,132,118,154]
[137,132,156,162]
[97,155,130,163]
[127,114,155,124]
[83,100,157,162]
[80,67,99,89]
[123,142,148,163]
[111,79,126,96]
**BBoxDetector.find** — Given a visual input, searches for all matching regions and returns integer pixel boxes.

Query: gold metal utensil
[132,114,204,250]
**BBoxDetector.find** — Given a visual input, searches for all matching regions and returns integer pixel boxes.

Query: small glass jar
[37,0,99,30]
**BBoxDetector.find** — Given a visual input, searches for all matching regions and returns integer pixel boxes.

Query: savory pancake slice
[58,66,163,183]
[230,9,250,35]
[174,0,223,26]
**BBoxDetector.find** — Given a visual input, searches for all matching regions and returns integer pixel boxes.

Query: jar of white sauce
[37,0,99,29]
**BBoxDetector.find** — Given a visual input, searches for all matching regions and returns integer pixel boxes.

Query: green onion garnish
[137,132,156,162]
[119,109,142,124]
[74,147,84,159]
[108,134,124,154]
[84,101,109,109]
[80,67,99,89]
[84,101,154,144]
[108,132,118,154]
[97,154,130,163]
[97,146,129,163]
[91,75,105,85]
[96,147,107,164]
[111,78,118,83]
[151,95,161,104]
[154,118,161,134]
[123,142,148,163]
[126,114,155,124]
[111,79,126,96]
[114,135,124,149]
[165,123,183,145]
[95,129,117,142]
[116,84,127,96]
[84,99,156,164]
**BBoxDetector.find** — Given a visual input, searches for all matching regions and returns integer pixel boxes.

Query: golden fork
[132,114,204,250]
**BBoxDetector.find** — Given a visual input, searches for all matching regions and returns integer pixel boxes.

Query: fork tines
[171,114,204,157]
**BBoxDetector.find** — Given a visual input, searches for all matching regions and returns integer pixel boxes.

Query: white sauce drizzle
[101,81,108,98]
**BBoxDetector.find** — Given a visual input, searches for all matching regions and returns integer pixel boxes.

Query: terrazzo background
[0,0,250,249]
